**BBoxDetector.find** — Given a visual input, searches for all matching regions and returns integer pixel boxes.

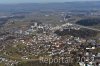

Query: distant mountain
[0,1,100,12]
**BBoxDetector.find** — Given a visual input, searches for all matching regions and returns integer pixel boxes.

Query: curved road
[52,22,100,32]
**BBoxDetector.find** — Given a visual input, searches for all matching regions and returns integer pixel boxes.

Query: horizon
[0,0,100,4]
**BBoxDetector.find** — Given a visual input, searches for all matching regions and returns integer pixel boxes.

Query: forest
[76,18,100,26]
[55,28,98,38]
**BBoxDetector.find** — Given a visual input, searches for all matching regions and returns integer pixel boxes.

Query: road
[74,24,100,32]
[52,22,100,32]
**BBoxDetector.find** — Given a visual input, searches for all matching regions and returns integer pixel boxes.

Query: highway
[52,22,100,32]
[74,24,100,32]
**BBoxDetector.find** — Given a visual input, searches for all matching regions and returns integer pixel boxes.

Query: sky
[0,0,100,4]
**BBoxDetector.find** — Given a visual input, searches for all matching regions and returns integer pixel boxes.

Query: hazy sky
[0,0,100,4]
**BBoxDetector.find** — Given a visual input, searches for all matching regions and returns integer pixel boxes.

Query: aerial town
[0,1,100,66]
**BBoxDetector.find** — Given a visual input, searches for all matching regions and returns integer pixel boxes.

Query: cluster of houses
[0,22,99,66]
